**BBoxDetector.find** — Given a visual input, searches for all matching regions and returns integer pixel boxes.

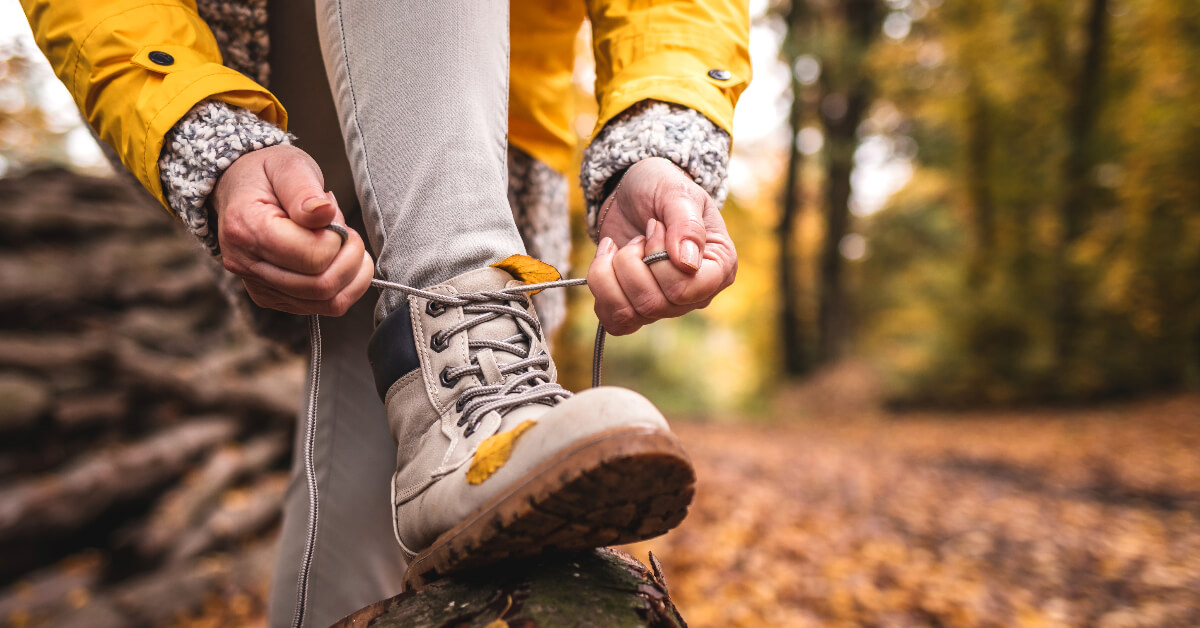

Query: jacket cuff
[158,99,292,255]
[579,100,730,242]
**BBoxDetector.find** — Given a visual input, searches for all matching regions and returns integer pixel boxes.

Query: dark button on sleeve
[707,68,732,81]
[148,51,175,66]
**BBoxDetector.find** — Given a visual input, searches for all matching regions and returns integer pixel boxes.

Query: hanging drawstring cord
[291,223,667,627]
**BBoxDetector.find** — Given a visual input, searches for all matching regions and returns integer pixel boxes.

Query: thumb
[263,149,336,230]
[660,189,708,273]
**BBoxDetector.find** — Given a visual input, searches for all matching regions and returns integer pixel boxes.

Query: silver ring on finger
[641,250,670,266]
[324,223,349,247]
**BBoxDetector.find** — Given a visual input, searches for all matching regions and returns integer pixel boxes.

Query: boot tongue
[440,267,528,364]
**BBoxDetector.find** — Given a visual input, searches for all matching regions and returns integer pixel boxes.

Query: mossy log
[334,549,686,628]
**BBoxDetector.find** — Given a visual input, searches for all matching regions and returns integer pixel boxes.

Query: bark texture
[336,549,686,628]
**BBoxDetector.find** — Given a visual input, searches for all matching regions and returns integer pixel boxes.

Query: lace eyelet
[426,301,446,317]
[455,397,465,412]
[430,332,449,352]
[439,366,456,388]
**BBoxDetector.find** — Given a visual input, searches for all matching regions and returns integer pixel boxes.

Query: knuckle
[664,281,696,305]
[221,218,251,247]
[329,293,354,317]
[320,300,343,317]
[662,179,693,202]
[224,256,257,280]
[602,317,630,336]
[276,146,307,166]
[631,291,665,317]
[312,274,341,301]
[246,288,275,310]
[586,263,609,286]
[610,306,639,329]
[304,247,331,274]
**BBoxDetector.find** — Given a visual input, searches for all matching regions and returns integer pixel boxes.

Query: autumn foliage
[626,390,1200,627]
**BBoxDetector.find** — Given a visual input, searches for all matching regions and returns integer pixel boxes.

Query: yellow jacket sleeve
[20,0,287,208]
[586,0,751,140]
[509,0,586,175]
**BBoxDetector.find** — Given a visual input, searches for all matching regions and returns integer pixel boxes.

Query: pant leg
[268,289,407,628]
[265,5,406,626]
[315,0,526,321]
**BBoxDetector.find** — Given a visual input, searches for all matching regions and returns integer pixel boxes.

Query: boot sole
[402,425,695,590]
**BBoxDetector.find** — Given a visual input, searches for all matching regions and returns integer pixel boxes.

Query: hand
[211,144,374,316]
[587,157,738,335]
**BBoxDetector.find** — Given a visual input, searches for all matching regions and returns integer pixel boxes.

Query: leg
[312,0,692,592]
[265,5,405,626]
[315,0,525,320]
[268,290,407,628]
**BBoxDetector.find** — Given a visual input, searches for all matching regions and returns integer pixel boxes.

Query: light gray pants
[267,0,524,626]
[318,0,526,321]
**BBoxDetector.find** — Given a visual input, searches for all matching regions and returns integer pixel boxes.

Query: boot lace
[292,223,667,628]
[418,286,569,436]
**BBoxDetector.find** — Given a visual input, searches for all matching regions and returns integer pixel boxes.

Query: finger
[614,220,693,319]
[253,213,345,275]
[649,251,735,307]
[659,180,710,273]
[643,216,708,311]
[642,216,735,307]
[243,253,371,317]
[263,149,336,230]
[644,215,668,258]
[655,197,738,305]
[587,237,652,336]
[246,226,368,300]
[342,249,376,315]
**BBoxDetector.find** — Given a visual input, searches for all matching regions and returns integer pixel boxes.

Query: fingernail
[599,237,616,255]
[680,239,701,269]
[646,218,657,239]
[302,197,332,213]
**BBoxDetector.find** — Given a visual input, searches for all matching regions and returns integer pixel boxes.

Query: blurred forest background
[2,0,1198,412]
[557,0,1200,413]
[1,0,1198,626]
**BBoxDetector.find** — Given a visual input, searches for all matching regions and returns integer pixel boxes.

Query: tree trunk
[1053,0,1110,383]
[964,78,995,288]
[778,1,813,377]
[817,85,871,364]
[815,0,881,364]
[335,549,686,628]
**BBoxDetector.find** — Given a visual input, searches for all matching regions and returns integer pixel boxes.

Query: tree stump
[334,549,686,628]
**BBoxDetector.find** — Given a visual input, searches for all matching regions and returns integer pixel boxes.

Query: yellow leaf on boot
[467,420,538,485]
[491,254,561,294]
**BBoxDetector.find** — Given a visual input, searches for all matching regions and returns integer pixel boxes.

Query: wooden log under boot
[335,549,686,628]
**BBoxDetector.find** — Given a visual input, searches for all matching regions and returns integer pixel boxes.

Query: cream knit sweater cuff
[578,100,731,242]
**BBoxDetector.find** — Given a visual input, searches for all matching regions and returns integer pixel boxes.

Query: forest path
[622,395,1200,627]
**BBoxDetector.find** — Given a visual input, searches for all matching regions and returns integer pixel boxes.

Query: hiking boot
[367,257,695,589]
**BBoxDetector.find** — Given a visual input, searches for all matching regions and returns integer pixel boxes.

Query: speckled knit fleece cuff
[158,99,292,256]
[579,100,731,242]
